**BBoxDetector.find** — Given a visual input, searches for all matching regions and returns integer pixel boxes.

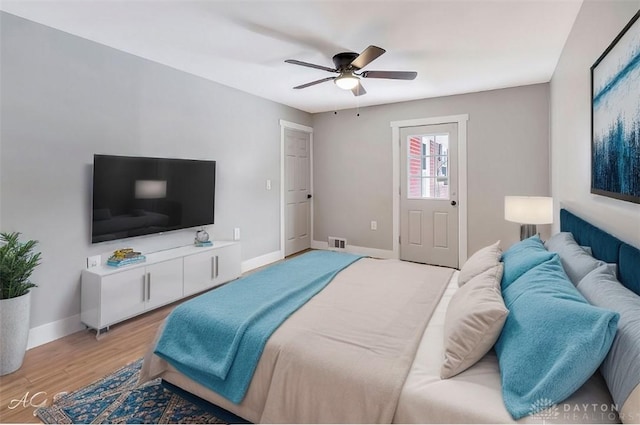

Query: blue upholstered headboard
[560,209,640,296]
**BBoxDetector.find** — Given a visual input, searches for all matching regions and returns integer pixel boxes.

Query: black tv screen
[92,155,215,243]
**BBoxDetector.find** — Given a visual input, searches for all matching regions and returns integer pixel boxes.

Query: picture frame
[590,10,640,204]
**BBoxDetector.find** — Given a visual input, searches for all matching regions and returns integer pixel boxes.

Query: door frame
[279,119,314,259]
[390,114,469,266]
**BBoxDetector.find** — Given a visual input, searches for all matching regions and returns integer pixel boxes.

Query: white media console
[81,241,241,335]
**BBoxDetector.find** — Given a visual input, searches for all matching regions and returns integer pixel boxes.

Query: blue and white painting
[591,12,640,204]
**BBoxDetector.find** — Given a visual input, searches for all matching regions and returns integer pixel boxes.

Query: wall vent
[328,237,347,250]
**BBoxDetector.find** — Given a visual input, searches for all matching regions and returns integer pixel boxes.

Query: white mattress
[395,271,619,424]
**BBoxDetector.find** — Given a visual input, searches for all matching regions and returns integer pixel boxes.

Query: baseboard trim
[27,314,85,350]
[311,240,396,259]
[240,250,283,274]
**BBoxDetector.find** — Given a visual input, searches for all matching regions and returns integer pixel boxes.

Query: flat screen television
[91,154,216,243]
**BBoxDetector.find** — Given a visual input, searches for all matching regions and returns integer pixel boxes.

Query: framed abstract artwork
[591,10,640,204]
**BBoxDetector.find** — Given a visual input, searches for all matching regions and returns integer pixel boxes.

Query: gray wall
[550,0,640,247]
[0,12,311,328]
[312,84,551,256]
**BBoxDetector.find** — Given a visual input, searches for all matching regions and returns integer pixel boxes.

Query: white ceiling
[0,0,583,113]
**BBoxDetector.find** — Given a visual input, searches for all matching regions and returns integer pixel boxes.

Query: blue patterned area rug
[35,359,249,424]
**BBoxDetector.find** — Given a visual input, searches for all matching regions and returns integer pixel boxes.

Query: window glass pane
[408,177,422,198]
[406,134,450,199]
[424,177,450,199]
[408,157,421,177]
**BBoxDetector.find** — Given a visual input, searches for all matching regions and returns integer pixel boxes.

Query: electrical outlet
[87,255,101,268]
[234,227,240,241]
[266,179,272,190]
[371,221,377,231]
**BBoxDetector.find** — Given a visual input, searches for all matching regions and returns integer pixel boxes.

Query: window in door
[407,134,449,199]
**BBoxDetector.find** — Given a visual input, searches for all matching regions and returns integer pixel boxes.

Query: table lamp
[504,196,553,240]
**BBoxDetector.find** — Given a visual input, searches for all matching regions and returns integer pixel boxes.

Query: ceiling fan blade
[351,83,367,97]
[285,59,337,73]
[361,70,417,80]
[293,76,336,89]
[350,45,386,69]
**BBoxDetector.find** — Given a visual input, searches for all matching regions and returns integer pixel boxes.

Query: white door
[400,123,459,268]
[284,128,311,256]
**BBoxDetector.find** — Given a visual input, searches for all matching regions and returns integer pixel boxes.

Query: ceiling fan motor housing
[332,52,360,71]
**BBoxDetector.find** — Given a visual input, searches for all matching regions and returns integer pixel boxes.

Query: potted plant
[0,232,41,375]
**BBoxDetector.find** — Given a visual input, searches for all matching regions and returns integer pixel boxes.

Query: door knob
[307,194,312,199]
[451,200,457,206]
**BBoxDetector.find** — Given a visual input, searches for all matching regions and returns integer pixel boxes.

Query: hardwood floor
[0,300,179,423]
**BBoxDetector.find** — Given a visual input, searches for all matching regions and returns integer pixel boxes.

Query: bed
[140,208,640,423]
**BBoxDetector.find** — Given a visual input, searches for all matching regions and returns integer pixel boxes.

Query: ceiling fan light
[335,73,359,90]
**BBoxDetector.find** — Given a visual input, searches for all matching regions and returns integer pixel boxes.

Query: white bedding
[396,272,619,424]
[142,261,619,424]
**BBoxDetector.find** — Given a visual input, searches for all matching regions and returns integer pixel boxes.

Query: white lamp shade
[504,196,553,224]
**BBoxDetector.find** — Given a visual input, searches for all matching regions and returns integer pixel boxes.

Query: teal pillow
[495,256,619,419]
[501,235,555,289]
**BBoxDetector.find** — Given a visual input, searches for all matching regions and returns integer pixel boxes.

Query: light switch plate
[234,227,240,241]
[87,255,101,268]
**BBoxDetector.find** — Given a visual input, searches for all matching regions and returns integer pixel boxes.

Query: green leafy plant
[0,232,41,299]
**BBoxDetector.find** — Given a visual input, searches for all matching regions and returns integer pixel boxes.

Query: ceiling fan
[285,45,417,96]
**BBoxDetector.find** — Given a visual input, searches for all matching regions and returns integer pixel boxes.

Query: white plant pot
[0,291,31,376]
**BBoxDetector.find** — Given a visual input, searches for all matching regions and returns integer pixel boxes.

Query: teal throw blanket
[154,250,363,403]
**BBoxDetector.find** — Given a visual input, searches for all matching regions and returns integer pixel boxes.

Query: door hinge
[399,236,401,245]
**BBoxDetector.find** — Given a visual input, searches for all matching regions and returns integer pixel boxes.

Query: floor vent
[328,237,347,249]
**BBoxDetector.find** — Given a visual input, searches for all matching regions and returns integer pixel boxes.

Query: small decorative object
[195,229,209,243]
[591,10,640,204]
[0,232,41,375]
[194,229,212,247]
[107,248,145,267]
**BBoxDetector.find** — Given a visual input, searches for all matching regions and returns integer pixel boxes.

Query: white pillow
[441,263,508,379]
[458,241,501,287]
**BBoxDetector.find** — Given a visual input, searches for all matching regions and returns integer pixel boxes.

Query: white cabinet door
[212,243,241,286]
[145,258,183,310]
[183,244,241,296]
[100,267,146,327]
[183,250,218,296]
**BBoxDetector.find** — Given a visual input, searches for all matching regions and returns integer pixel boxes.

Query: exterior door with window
[284,128,311,256]
[400,123,458,267]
